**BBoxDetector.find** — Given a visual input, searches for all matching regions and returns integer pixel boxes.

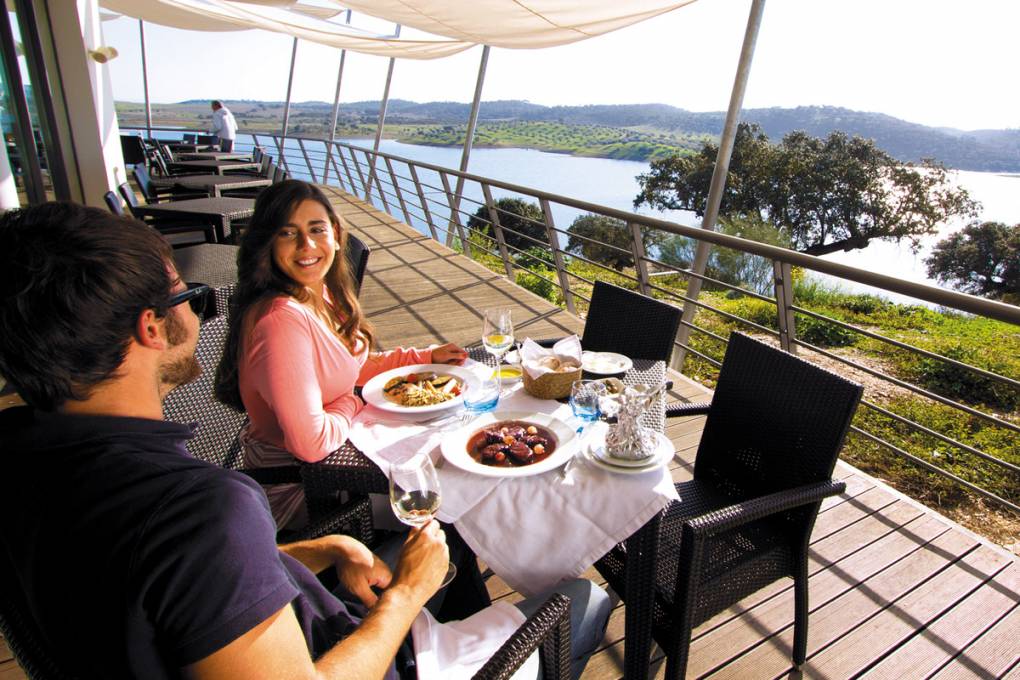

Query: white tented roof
[99,0,699,59]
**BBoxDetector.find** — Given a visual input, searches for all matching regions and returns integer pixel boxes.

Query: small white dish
[582,351,633,375]
[585,431,673,474]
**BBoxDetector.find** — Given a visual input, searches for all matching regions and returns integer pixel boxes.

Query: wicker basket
[523,365,582,400]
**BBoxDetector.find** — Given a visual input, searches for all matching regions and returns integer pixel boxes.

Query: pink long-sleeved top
[239,296,432,462]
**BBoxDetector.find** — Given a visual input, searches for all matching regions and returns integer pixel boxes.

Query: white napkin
[411,602,539,680]
[520,336,582,379]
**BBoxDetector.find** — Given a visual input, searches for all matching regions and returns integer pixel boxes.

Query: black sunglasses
[168,282,215,319]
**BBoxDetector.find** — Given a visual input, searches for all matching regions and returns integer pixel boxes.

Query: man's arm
[210,111,222,136]
[280,534,391,607]
[184,522,448,680]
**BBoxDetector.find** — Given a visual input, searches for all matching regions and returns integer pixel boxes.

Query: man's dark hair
[0,203,174,410]
[211,100,222,108]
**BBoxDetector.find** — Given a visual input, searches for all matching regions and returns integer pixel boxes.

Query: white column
[33,0,126,206]
[0,140,19,211]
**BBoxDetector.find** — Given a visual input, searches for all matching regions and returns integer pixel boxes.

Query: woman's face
[271,198,339,294]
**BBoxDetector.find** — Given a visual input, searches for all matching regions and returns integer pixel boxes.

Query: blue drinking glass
[570,380,605,433]
[462,367,501,423]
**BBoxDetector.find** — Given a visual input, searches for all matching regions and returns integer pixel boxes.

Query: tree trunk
[801,236,872,256]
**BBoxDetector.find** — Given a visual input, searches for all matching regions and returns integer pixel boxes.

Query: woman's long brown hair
[214,180,374,411]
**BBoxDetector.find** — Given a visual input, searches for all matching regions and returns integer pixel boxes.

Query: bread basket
[523,364,582,400]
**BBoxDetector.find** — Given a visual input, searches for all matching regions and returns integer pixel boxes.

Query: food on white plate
[383,371,462,407]
[466,420,557,467]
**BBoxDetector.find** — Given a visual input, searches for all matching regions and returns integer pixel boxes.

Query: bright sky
[100,0,1020,131]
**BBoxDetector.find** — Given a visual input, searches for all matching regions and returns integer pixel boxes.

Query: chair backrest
[119,135,146,165]
[694,332,863,500]
[131,164,157,203]
[272,165,288,183]
[103,190,123,215]
[162,309,247,471]
[0,546,79,680]
[581,281,682,362]
[197,134,217,145]
[117,182,141,216]
[156,141,175,164]
[151,151,171,177]
[252,147,263,164]
[344,233,371,295]
[182,133,196,143]
[259,154,272,177]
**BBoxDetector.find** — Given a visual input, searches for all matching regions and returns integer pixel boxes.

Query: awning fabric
[99,0,699,59]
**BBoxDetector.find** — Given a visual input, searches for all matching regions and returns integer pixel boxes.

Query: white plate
[582,351,633,375]
[362,363,474,419]
[585,431,673,474]
[440,411,577,477]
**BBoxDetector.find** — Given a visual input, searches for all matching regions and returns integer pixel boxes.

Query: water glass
[463,365,501,421]
[388,453,457,587]
[570,380,606,432]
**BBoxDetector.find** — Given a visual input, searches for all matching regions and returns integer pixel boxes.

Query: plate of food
[581,351,633,375]
[440,411,578,477]
[362,364,474,418]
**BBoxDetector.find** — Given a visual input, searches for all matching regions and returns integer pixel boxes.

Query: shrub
[516,268,557,303]
[796,314,858,347]
[910,344,1019,411]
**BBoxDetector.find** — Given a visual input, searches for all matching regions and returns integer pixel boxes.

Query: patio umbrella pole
[365,24,400,202]
[139,20,151,140]
[278,37,299,174]
[322,9,353,186]
[447,44,490,247]
[671,0,767,370]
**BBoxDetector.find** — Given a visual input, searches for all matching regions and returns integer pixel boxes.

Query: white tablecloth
[348,382,678,596]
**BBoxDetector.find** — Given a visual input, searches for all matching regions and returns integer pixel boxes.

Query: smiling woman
[213,180,468,529]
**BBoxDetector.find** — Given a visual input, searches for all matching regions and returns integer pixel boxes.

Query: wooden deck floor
[2,186,1017,679]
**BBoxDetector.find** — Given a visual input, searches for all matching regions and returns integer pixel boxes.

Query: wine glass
[388,453,457,587]
[482,308,514,362]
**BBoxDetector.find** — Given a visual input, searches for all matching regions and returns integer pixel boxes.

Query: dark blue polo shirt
[0,407,378,678]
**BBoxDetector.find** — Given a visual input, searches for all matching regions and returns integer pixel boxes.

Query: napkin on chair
[519,336,582,380]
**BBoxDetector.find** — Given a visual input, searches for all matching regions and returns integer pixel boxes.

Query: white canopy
[99,0,699,59]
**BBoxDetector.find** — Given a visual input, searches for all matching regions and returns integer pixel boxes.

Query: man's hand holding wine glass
[391,520,451,605]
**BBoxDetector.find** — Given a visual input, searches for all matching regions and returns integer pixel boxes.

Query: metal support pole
[139,20,152,140]
[540,198,576,315]
[482,183,515,278]
[773,260,797,353]
[277,37,299,173]
[351,148,370,195]
[0,7,45,204]
[365,30,398,203]
[322,9,352,184]
[337,145,357,192]
[448,45,490,246]
[440,170,470,254]
[672,0,767,371]
[629,221,652,297]
[296,138,316,182]
[370,151,391,212]
[385,157,413,225]
[327,142,346,190]
[409,164,439,240]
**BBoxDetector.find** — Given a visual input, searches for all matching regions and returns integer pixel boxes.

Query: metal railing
[127,126,1020,515]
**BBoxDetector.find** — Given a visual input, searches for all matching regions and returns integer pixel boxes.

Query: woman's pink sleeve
[247,309,362,462]
[357,345,434,385]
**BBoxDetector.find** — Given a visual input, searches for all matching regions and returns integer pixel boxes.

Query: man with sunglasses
[0,203,611,679]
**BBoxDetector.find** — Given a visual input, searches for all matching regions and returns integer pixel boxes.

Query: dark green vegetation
[466,198,548,252]
[457,199,1019,543]
[116,99,1020,171]
[925,221,1020,303]
[636,123,979,256]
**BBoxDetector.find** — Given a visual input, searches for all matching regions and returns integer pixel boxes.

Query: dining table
[168,159,260,175]
[150,173,271,197]
[175,151,253,161]
[132,197,254,243]
[300,346,675,677]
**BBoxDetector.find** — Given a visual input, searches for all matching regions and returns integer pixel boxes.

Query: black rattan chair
[595,332,863,680]
[345,233,370,295]
[103,191,123,216]
[118,182,215,248]
[538,281,681,363]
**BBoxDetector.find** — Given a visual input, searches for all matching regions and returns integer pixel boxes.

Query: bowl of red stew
[440,411,578,477]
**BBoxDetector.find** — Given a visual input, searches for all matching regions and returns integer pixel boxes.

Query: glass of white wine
[388,453,456,587]
[482,307,514,362]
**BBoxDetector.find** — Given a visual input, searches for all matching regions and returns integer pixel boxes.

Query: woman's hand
[431,343,468,365]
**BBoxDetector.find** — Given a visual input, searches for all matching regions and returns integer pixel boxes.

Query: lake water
[210,131,1020,303]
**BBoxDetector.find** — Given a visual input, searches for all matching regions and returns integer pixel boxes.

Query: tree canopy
[925,221,1020,302]
[566,214,664,272]
[466,198,547,253]
[634,123,979,256]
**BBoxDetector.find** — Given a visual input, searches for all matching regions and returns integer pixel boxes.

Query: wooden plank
[704,528,979,679]
[861,559,1019,678]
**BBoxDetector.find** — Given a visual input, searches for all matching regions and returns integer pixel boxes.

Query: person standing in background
[210,100,237,151]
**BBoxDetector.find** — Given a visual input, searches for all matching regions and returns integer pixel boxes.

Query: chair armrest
[685,480,846,538]
[286,495,374,544]
[665,401,711,418]
[472,593,571,680]
[239,465,301,485]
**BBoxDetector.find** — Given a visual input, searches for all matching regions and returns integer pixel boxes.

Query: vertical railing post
[277,37,299,173]
[540,198,576,315]
[385,157,413,226]
[629,221,652,297]
[409,165,439,240]
[482,184,515,279]
[369,150,391,212]
[139,20,152,140]
[296,138,316,183]
[440,171,471,255]
[351,148,370,196]
[773,260,797,354]
[337,144,357,192]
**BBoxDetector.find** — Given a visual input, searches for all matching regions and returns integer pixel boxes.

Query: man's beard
[161,310,201,388]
